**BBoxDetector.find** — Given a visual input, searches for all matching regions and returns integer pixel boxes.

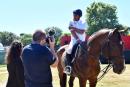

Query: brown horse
[57,28,125,87]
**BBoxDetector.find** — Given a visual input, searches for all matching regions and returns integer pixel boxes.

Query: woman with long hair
[6,41,25,87]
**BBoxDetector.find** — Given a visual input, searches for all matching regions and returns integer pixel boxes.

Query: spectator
[6,41,25,87]
[22,30,58,87]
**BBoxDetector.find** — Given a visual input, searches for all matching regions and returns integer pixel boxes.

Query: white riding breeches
[66,33,86,54]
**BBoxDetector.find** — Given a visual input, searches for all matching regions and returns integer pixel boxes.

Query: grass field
[0,65,8,87]
[0,64,130,87]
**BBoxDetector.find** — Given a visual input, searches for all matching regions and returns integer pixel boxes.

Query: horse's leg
[88,78,97,87]
[79,78,87,87]
[59,73,67,87]
[69,76,75,87]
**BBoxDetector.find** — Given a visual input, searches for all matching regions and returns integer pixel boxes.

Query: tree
[86,2,119,35]
[0,31,18,46]
[128,27,130,35]
[62,32,71,36]
[45,27,63,45]
[20,33,32,46]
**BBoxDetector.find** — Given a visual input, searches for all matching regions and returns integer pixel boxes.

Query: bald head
[33,30,46,42]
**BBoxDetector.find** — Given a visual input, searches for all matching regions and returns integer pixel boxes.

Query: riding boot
[64,53,72,75]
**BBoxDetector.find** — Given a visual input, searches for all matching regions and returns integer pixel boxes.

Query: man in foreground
[22,30,59,87]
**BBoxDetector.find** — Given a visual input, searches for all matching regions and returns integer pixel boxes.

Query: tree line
[0,27,62,46]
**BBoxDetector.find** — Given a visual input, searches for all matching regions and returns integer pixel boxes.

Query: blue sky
[0,0,130,35]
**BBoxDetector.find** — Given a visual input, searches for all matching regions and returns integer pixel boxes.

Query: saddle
[64,41,87,75]
[65,41,87,66]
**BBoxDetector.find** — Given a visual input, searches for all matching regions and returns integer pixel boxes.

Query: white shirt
[69,20,87,41]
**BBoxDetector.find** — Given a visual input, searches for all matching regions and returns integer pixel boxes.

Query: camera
[46,28,56,44]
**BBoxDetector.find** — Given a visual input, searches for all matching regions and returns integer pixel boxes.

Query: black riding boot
[64,53,72,75]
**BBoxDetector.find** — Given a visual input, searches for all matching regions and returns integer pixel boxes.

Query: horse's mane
[87,28,122,46]
[87,29,111,45]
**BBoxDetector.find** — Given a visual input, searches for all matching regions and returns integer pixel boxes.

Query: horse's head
[103,29,125,74]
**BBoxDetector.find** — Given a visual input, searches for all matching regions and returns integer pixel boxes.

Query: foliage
[0,31,18,46]
[86,2,119,35]
[20,33,32,46]
[45,26,63,45]
[62,32,71,36]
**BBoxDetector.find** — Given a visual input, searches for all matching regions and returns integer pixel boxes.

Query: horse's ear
[118,28,128,33]
[113,28,119,34]
[112,28,121,40]
[108,29,118,37]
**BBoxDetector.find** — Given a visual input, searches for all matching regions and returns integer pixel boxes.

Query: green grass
[0,64,130,87]
[0,65,6,68]
[52,65,130,87]
[0,64,8,86]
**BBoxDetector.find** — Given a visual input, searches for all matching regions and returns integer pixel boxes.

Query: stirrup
[64,66,72,75]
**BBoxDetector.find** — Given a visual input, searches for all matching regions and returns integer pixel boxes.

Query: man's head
[33,30,46,45]
[73,9,82,21]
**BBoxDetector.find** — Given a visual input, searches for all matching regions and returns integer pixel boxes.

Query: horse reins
[97,31,114,82]
[78,41,113,82]
[73,31,114,83]
[76,41,113,83]
[97,63,112,82]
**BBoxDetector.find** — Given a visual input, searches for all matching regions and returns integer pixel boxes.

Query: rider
[64,9,87,75]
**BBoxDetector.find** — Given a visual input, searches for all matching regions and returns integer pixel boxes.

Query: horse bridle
[101,30,120,63]
[85,30,123,83]
[105,31,123,64]
[97,31,115,82]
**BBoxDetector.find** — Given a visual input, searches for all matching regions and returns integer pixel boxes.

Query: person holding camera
[22,30,58,87]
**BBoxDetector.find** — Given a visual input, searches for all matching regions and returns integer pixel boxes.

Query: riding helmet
[73,9,82,17]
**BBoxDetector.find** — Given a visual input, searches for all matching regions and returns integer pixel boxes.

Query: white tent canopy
[0,43,3,47]
[0,43,4,51]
